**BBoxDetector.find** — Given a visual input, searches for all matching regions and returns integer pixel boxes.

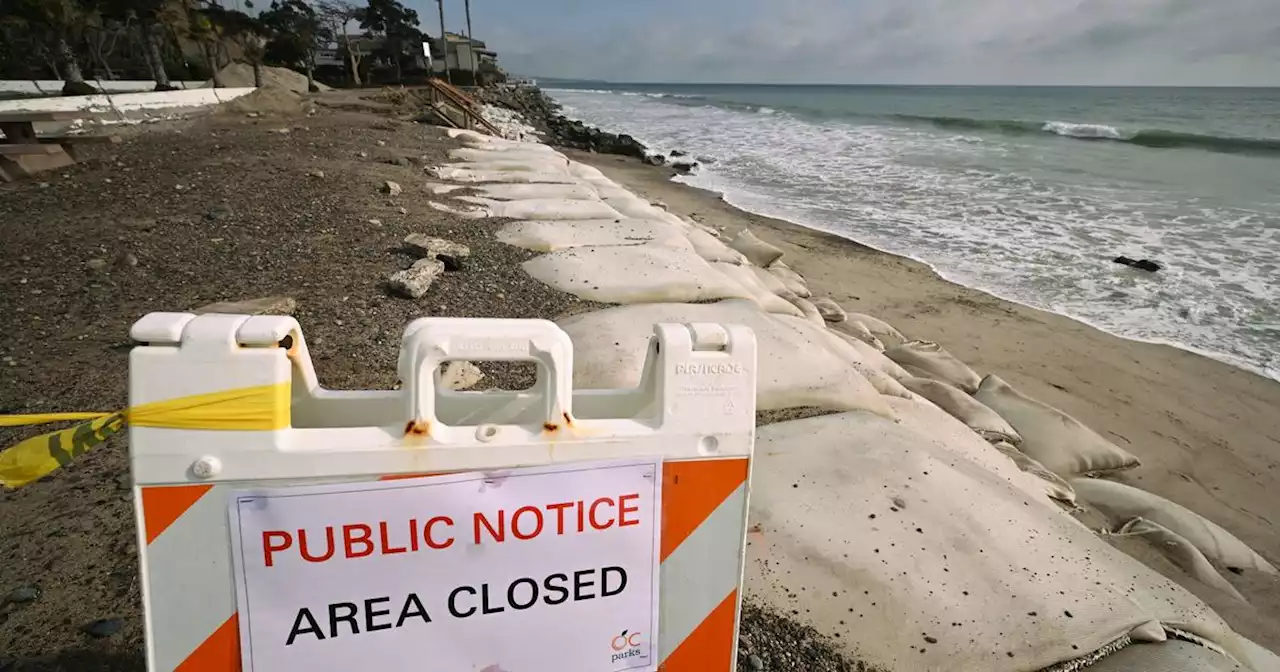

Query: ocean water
[545,84,1280,381]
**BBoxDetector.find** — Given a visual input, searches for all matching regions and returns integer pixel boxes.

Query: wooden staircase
[422,78,503,136]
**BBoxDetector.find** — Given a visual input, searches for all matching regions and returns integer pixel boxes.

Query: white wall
[0,80,209,96]
[0,87,255,115]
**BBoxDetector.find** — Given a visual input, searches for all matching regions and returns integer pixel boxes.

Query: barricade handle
[400,318,574,426]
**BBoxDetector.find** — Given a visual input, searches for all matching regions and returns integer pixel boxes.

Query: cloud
[475,0,1279,85]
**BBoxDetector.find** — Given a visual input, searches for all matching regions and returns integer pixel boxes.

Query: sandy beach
[3,82,1279,671]
[569,150,1280,649]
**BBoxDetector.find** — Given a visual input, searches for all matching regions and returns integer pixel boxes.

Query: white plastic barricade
[128,313,757,672]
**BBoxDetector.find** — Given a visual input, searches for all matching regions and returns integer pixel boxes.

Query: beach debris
[85,258,108,272]
[729,229,786,267]
[117,251,139,268]
[885,340,981,392]
[306,169,325,179]
[811,297,848,323]
[1113,256,1162,272]
[387,259,445,299]
[194,296,297,316]
[439,361,484,390]
[403,234,470,270]
[381,180,402,196]
[975,374,1141,477]
[1073,478,1277,576]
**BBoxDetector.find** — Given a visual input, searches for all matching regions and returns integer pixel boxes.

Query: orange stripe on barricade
[142,484,213,544]
[661,589,738,671]
[176,613,240,672]
[660,459,749,561]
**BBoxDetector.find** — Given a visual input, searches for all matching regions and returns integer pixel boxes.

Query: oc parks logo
[610,629,644,664]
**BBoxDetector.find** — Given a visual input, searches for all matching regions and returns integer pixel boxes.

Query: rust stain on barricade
[403,419,431,444]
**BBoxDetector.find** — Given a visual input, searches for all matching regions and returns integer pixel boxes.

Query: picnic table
[0,109,120,182]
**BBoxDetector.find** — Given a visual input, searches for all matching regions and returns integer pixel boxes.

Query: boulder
[381,180,402,196]
[670,160,699,174]
[388,259,445,299]
[403,234,470,270]
[1114,256,1162,272]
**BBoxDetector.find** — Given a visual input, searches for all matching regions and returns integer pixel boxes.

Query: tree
[357,0,422,84]
[260,0,324,92]
[128,0,177,90]
[8,0,97,95]
[217,7,269,88]
[316,0,362,86]
[81,0,131,80]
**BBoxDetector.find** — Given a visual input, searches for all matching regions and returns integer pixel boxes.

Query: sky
[409,0,1280,86]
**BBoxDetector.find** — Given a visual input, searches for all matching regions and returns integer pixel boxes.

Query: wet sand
[570,150,1280,650]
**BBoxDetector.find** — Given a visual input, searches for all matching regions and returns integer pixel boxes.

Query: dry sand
[571,150,1280,651]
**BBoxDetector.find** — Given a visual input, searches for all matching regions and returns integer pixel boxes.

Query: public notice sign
[227,458,663,672]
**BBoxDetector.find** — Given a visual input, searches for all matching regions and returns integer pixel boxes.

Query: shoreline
[696,175,1280,385]
[543,88,1279,386]
[567,149,1280,650]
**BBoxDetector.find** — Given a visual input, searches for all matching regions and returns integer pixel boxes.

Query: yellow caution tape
[0,383,289,489]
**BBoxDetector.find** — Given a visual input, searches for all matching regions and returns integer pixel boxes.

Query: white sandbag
[1072,478,1278,576]
[495,219,693,252]
[524,245,754,305]
[1080,639,1248,672]
[901,376,1022,444]
[790,297,826,326]
[842,334,913,382]
[810,297,847,322]
[456,157,572,174]
[711,262,804,317]
[567,161,607,181]
[975,375,1141,476]
[448,146,565,163]
[830,317,885,350]
[729,229,785,266]
[885,398,1065,507]
[747,411,1233,672]
[1113,518,1248,604]
[884,340,981,392]
[434,196,625,221]
[427,166,580,184]
[991,440,1078,505]
[684,228,748,265]
[767,262,811,297]
[750,266,794,297]
[846,312,907,345]
[559,300,892,417]
[428,182,600,200]
[774,316,912,400]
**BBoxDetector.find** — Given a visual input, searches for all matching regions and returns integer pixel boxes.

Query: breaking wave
[893,114,1280,157]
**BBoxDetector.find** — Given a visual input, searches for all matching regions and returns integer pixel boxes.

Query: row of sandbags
[429,127,1278,671]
